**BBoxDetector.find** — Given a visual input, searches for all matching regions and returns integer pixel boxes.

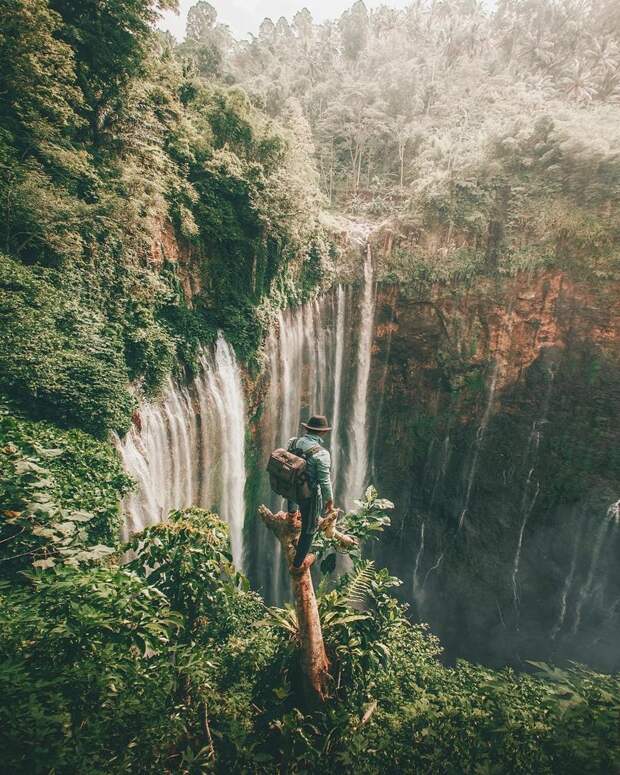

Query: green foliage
[332,647,620,775]
[0,488,618,773]
[0,565,184,775]
[0,0,82,149]
[48,0,178,146]
[165,82,328,363]
[126,507,249,636]
[244,558,620,775]
[0,254,135,435]
[315,484,394,572]
[0,404,131,577]
[0,1,329,437]
[377,111,620,286]
[319,562,405,702]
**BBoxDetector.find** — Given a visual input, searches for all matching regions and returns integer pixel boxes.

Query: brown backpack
[267,440,320,502]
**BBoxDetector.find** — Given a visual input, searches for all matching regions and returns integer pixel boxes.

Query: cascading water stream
[430,433,452,509]
[115,333,247,569]
[550,507,584,641]
[511,472,540,618]
[343,243,376,509]
[458,360,499,530]
[572,499,620,635]
[370,287,397,483]
[203,337,247,564]
[511,365,556,620]
[412,521,426,598]
[330,286,346,487]
[251,258,377,602]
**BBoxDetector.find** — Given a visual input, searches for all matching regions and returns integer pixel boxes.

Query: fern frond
[343,560,375,607]
[260,604,299,637]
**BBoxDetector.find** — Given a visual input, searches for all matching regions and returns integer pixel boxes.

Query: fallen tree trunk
[258,505,357,703]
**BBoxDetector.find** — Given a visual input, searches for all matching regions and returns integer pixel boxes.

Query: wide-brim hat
[302,415,332,432]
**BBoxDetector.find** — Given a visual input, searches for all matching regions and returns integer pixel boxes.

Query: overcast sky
[157,0,415,41]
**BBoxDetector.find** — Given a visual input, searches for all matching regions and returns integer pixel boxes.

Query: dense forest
[1,0,619,772]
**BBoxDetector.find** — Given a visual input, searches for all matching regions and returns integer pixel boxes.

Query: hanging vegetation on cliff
[0,0,329,438]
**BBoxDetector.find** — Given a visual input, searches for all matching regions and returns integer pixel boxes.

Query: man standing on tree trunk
[287,415,335,576]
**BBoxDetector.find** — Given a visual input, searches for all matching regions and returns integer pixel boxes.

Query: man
[287,414,335,575]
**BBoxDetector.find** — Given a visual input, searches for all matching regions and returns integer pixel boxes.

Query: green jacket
[288,433,334,503]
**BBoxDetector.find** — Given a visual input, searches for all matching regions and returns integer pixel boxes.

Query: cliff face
[367,271,620,670]
[150,219,203,303]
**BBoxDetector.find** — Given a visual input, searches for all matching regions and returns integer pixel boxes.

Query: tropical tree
[259,487,393,703]
[48,0,178,144]
[186,0,217,40]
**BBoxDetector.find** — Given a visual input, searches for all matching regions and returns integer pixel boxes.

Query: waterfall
[370,286,396,483]
[458,360,499,530]
[264,289,350,506]
[251,281,376,602]
[115,333,247,569]
[331,286,346,487]
[202,335,247,564]
[343,243,376,509]
[412,521,426,598]
[427,432,452,511]
[510,472,540,618]
[423,551,445,587]
[118,268,377,605]
[572,499,620,635]
[511,365,556,619]
[550,507,583,640]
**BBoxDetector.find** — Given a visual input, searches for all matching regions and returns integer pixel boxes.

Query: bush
[0,404,132,577]
[0,565,183,775]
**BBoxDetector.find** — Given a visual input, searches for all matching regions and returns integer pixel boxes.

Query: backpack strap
[287,437,298,452]
[288,438,321,461]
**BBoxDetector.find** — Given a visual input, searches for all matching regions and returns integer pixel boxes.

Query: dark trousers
[288,494,319,567]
